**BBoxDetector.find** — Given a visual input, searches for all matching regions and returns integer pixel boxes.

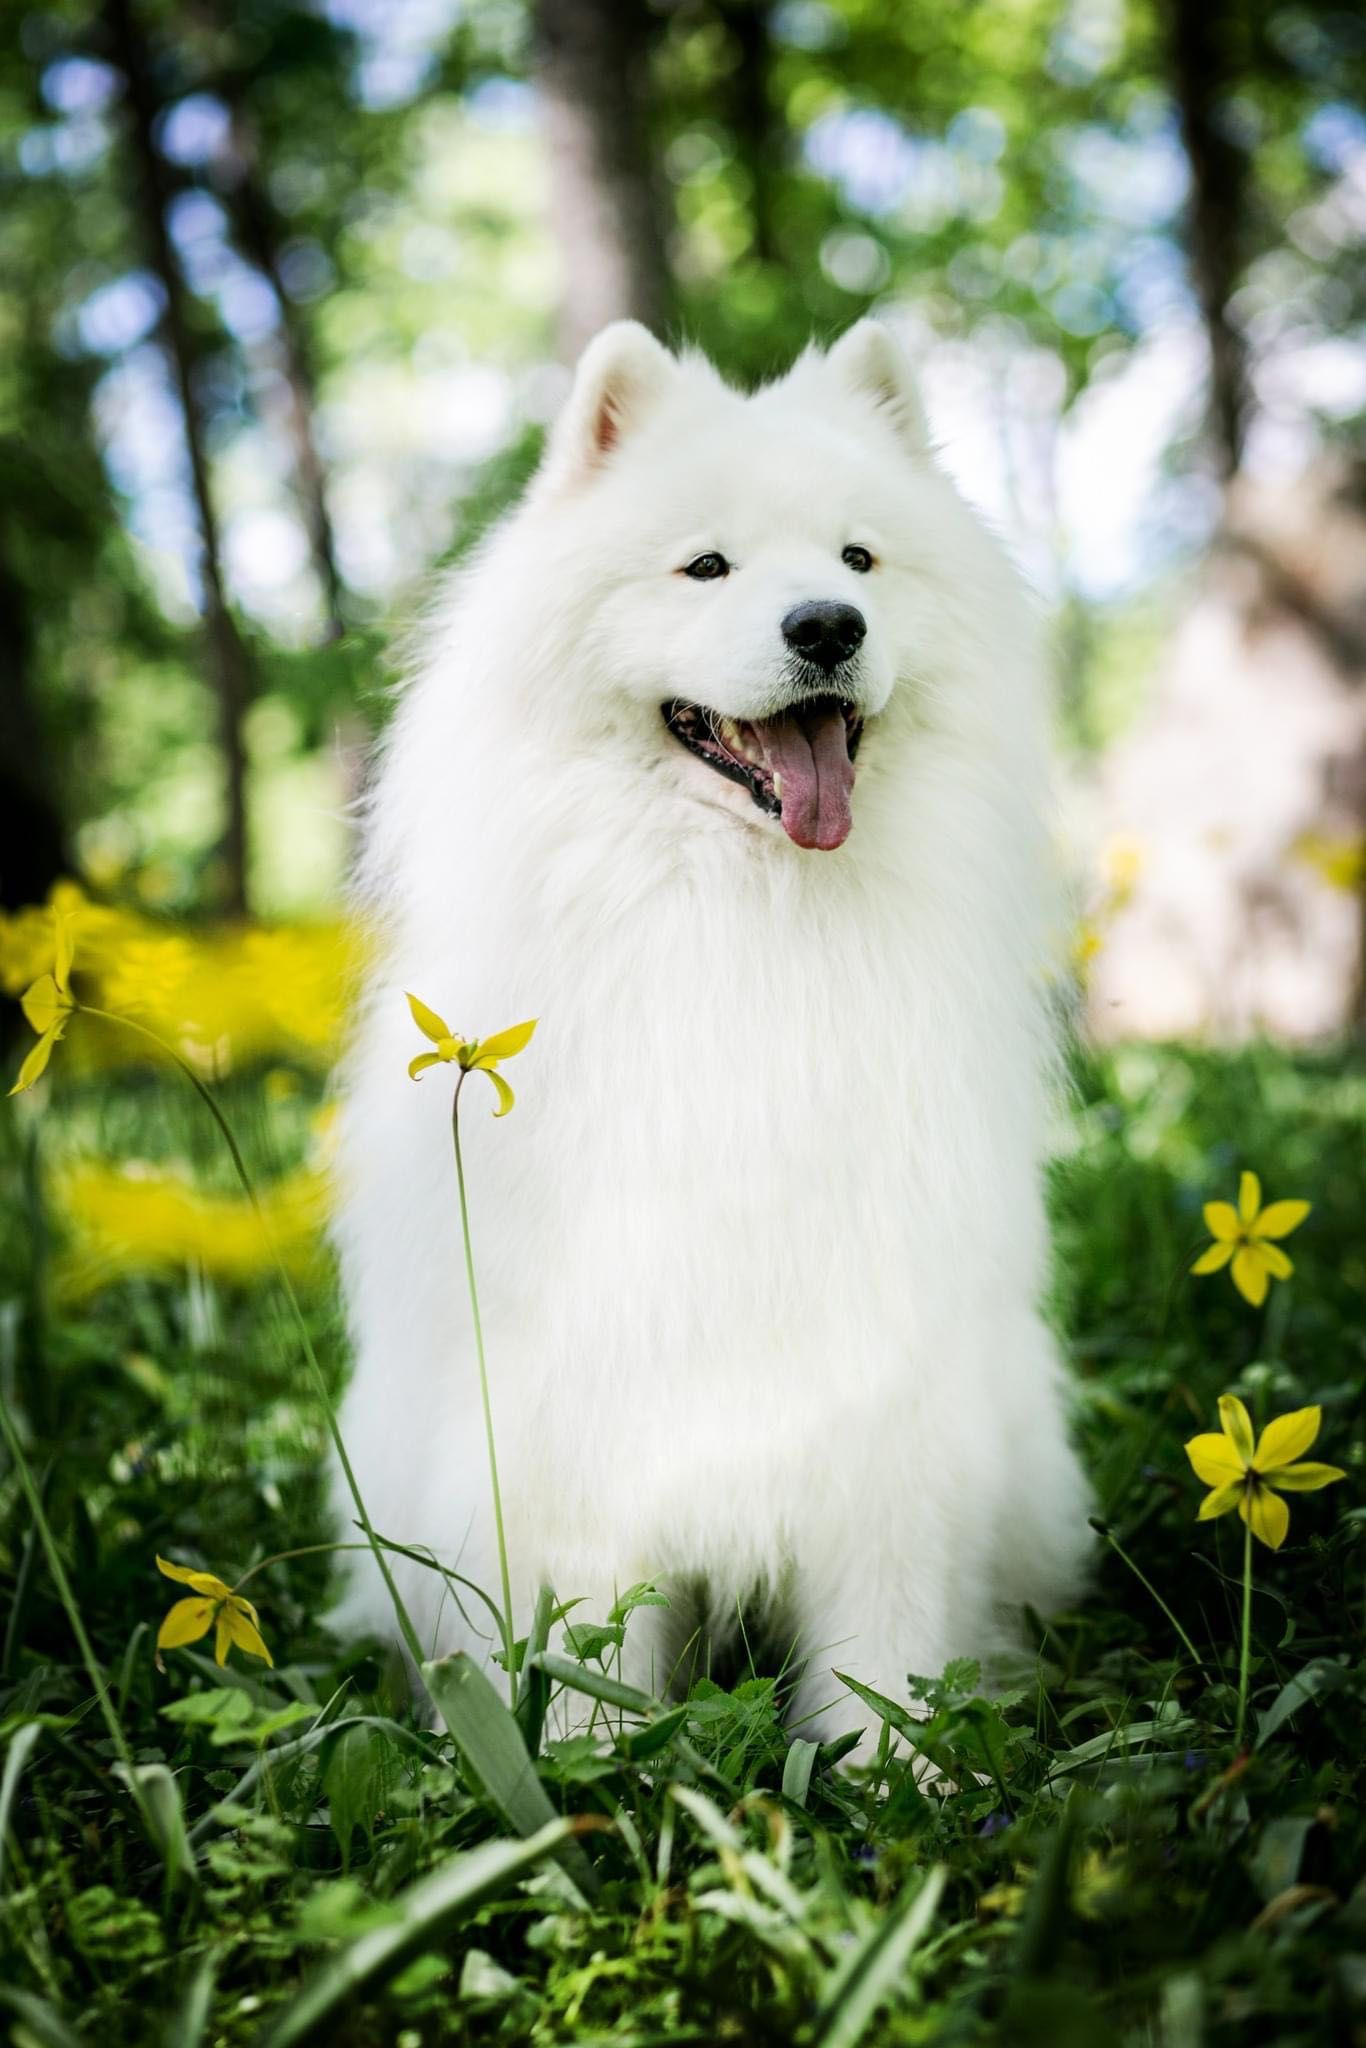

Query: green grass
[1,1043,1363,2046]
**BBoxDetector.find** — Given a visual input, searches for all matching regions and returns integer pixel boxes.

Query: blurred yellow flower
[1,884,361,1079]
[1191,1171,1309,1306]
[1185,1396,1344,1550]
[406,994,536,1116]
[155,1555,273,1667]
[57,1161,326,1301]
[9,905,77,1095]
[1293,831,1365,895]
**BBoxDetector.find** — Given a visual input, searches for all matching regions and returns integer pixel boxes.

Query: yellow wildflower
[1191,1171,1309,1306]
[405,994,536,1116]
[9,905,76,1095]
[155,1555,273,1667]
[1185,1396,1344,1550]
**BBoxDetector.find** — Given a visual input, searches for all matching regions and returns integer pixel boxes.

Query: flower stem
[1092,1520,1209,1677]
[77,1005,427,1673]
[451,1073,518,1707]
[1235,1516,1253,1750]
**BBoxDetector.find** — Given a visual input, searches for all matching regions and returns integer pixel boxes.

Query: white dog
[332,320,1090,1746]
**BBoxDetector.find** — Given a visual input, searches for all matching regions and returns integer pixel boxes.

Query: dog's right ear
[539,322,677,490]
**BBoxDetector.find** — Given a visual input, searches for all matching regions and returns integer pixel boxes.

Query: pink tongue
[755,703,855,851]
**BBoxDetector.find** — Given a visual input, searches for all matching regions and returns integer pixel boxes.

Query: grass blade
[422,1652,597,1899]
[782,1738,818,1809]
[0,1722,42,1887]
[262,1819,575,2048]
[815,1864,946,2047]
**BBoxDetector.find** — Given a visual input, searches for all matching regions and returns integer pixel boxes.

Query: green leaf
[114,1762,197,1891]
[0,1722,42,1888]
[324,1724,389,1862]
[262,1820,575,2048]
[1256,1658,1348,1747]
[0,1987,83,2048]
[814,1864,946,2046]
[422,1653,596,1900]
[782,1737,819,1809]
[514,1585,556,1755]
[562,1620,624,1663]
[530,1652,656,1714]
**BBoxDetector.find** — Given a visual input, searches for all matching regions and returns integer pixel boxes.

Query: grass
[1,1039,1363,2045]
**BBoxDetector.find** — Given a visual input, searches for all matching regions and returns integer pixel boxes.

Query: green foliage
[1,1042,1362,2042]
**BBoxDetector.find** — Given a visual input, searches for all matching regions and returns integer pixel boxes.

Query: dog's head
[525,321,1001,852]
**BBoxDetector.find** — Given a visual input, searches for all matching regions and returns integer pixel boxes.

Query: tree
[532,0,671,356]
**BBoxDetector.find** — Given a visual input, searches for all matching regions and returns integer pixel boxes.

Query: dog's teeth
[772,772,783,798]
[718,717,741,750]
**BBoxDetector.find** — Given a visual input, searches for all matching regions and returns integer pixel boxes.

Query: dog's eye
[682,552,730,581]
[842,544,874,574]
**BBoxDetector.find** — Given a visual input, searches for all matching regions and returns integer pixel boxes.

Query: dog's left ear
[826,321,931,458]
[540,321,677,490]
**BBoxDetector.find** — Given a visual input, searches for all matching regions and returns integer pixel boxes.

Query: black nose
[781,599,866,671]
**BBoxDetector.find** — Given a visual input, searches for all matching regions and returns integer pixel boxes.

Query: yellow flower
[1191,1171,1310,1306]
[9,905,76,1095]
[405,993,536,1116]
[1185,1395,1344,1550]
[155,1555,273,1668]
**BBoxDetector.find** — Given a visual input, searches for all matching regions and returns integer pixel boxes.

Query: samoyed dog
[332,319,1090,1746]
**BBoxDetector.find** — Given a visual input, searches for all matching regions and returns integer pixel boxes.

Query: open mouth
[662,695,864,851]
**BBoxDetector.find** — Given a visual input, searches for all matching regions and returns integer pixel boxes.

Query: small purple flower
[978,1811,1013,1838]
[1183,1750,1207,1772]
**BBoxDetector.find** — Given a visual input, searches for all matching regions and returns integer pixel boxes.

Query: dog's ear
[826,321,930,457]
[540,322,677,488]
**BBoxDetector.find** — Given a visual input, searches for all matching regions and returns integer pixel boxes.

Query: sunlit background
[2,0,1364,1038]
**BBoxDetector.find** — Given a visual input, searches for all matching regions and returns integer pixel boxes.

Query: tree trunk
[104,0,253,913]
[532,0,671,359]
[0,535,66,917]
[722,0,777,265]
[1166,0,1250,479]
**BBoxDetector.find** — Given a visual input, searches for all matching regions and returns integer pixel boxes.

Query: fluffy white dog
[332,319,1090,1745]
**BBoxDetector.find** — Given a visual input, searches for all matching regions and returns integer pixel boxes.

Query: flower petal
[214,1613,232,1666]
[471,1019,537,1065]
[1256,1243,1293,1281]
[222,1602,274,1667]
[1271,1460,1345,1493]
[1217,1395,1256,1465]
[1239,1485,1289,1550]
[1238,1171,1261,1225]
[54,909,75,993]
[1253,1200,1310,1241]
[408,1051,441,1081]
[483,1068,516,1117]
[1253,1406,1320,1470]
[1231,1246,1269,1307]
[21,975,64,1035]
[1202,1202,1240,1242]
[406,991,451,1044]
[157,1598,216,1650]
[9,1026,60,1097]
[156,1554,234,1601]
[1197,1482,1242,1521]
[1185,1434,1244,1486]
[1191,1240,1235,1275]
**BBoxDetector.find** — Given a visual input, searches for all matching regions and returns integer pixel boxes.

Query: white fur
[331,321,1091,1746]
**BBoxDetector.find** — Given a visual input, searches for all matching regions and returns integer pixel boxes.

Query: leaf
[530,1652,656,1714]
[514,1585,556,1756]
[188,1715,442,1849]
[164,1954,218,2048]
[0,1722,42,1888]
[782,1738,819,1809]
[0,1987,83,2048]
[422,1653,596,1901]
[262,1821,575,2048]
[1252,1815,1315,1904]
[607,1581,670,1625]
[814,1864,946,2047]
[126,1762,197,1891]
[1256,1658,1348,1747]
[324,1725,389,1862]
[561,1620,625,1663]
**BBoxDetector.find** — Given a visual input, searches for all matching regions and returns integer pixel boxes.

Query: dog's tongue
[755,702,855,851]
